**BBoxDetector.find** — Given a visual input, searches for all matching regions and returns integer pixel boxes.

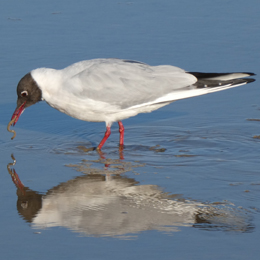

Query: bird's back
[62,59,197,109]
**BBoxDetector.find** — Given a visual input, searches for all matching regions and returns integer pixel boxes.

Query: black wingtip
[245,72,256,76]
[245,78,256,83]
[188,72,256,79]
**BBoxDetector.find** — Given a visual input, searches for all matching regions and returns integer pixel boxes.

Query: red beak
[11,101,26,126]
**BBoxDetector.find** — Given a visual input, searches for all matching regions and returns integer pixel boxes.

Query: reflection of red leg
[118,121,124,147]
[97,125,111,150]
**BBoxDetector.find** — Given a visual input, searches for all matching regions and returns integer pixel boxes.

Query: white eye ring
[21,90,28,97]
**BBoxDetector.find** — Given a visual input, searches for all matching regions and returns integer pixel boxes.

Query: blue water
[1,0,260,259]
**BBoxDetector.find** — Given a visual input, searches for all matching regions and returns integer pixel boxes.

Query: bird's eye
[21,91,28,97]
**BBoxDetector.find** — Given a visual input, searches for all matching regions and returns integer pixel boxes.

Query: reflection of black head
[16,188,42,223]
[7,157,43,223]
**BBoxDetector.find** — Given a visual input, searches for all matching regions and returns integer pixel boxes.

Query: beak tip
[11,101,26,126]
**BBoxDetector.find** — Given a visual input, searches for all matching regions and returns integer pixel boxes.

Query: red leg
[118,121,124,147]
[97,125,111,150]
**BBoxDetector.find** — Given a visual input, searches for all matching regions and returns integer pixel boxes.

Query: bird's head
[11,73,42,125]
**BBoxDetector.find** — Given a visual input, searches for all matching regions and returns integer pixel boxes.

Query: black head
[11,73,42,125]
[16,73,42,109]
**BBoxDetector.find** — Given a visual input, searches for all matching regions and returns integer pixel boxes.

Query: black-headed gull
[10,58,255,149]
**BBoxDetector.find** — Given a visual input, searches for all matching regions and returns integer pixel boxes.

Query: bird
[10,58,255,150]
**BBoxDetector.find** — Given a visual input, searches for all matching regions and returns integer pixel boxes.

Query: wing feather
[63,59,197,109]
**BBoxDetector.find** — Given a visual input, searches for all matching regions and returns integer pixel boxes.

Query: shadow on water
[7,154,254,239]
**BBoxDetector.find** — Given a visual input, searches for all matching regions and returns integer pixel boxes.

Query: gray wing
[63,59,197,109]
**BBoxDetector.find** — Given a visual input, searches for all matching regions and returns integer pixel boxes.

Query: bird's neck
[31,68,63,100]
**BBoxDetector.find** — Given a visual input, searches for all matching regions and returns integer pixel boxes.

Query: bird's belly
[46,101,107,122]
[46,97,170,124]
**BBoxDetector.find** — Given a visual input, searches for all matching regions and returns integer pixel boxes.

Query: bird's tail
[188,72,255,90]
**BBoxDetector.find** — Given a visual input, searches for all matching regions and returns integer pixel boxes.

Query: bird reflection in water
[7,154,253,238]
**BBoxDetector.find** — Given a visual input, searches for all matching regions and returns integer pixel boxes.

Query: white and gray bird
[10,58,255,150]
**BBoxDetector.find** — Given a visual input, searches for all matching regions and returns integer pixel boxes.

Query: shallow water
[1,0,260,259]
